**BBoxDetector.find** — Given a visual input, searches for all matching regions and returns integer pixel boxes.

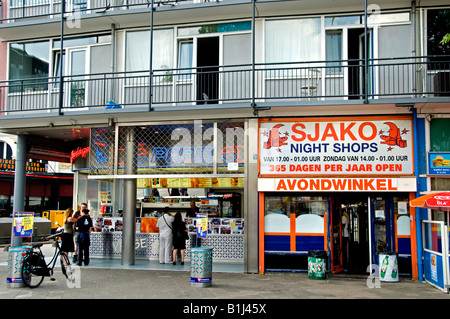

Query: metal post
[149,0,154,112]
[58,0,65,115]
[413,108,423,281]
[10,135,27,248]
[251,0,256,110]
[364,0,369,104]
[122,127,136,266]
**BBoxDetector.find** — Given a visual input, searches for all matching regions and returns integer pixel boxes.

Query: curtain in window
[178,42,193,80]
[265,18,321,64]
[326,32,342,73]
[126,29,174,73]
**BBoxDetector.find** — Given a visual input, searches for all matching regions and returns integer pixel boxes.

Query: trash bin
[190,247,213,287]
[6,246,32,288]
[379,252,399,282]
[308,250,327,280]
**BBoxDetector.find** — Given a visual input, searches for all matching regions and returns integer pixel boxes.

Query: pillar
[10,134,27,248]
[122,127,137,266]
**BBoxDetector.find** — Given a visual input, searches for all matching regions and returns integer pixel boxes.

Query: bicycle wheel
[21,252,45,288]
[60,254,72,279]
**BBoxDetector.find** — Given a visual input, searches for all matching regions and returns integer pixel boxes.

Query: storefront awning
[410,192,450,212]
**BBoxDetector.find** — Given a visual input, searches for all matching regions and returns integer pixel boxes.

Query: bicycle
[20,230,74,288]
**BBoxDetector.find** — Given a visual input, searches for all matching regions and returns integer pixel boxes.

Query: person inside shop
[172,212,188,265]
[72,203,89,263]
[342,211,350,270]
[156,206,174,264]
[186,200,199,218]
[186,200,201,247]
[61,208,77,263]
[75,208,93,266]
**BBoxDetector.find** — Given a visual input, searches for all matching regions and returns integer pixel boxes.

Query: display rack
[199,199,220,217]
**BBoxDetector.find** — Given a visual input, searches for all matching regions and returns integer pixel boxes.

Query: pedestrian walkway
[0,243,449,304]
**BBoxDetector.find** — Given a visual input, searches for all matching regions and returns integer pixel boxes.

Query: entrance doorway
[331,195,369,274]
[196,37,219,104]
[347,28,372,99]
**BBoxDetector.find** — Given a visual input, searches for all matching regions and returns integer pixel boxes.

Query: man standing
[156,207,174,264]
[72,203,89,263]
[76,208,93,266]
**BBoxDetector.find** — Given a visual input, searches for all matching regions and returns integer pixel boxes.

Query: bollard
[6,246,31,288]
[190,247,213,287]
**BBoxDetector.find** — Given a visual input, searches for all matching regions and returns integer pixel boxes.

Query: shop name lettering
[276,178,398,191]
[261,120,411,174]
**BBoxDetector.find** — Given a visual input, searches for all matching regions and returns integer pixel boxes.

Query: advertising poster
[13,212,34,237]
[428,152,450,175]
[196,213,208,239]
[259,117,413,176]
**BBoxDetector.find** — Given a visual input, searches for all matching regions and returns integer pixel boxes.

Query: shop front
[71,120,247,267]
[257,116,418,276]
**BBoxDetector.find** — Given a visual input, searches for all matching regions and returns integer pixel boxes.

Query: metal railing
[3,0,217,23]
[0,56,448,115]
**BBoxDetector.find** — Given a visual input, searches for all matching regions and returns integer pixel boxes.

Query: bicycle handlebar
[40,230,64,241]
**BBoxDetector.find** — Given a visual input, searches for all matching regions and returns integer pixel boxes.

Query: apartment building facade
[0,0,449,284]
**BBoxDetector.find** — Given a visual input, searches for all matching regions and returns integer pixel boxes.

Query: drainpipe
[413,107,423,281]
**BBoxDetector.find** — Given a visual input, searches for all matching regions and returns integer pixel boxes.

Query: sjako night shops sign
[259,116,414,176]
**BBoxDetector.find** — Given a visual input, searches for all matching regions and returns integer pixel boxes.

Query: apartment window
[326,31,342,74]
[126,29,174,73]
[178,41,193,81]
[427,9,450,70]
[265,18,321,64]
[9,41,50,92]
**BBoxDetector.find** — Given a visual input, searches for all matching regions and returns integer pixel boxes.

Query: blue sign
[428,152,450,175]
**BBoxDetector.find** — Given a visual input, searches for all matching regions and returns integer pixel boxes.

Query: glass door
[370,196,395,266]
[67,49,87,107]
[330,198,344,273]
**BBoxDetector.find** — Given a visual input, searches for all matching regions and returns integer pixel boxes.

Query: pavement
[0,242,449,315]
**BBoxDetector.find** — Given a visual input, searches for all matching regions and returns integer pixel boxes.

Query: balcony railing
[3,0,216,23]
[0,56,449,115]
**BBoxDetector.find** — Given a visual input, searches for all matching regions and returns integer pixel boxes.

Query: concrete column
[245,119,259,274]
[121,127,136,266]
[10,134,27,248]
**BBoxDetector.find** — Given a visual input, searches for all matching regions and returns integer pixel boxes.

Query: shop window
[430,118,450,151]
[0,142,13,160]
[264,195,326,233]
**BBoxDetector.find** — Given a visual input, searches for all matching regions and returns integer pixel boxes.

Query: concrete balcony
[0,56,448,119]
